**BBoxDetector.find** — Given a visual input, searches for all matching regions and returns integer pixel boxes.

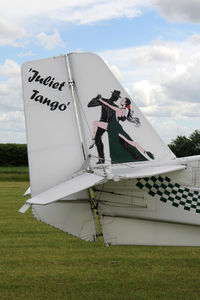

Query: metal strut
[65,57,86,160]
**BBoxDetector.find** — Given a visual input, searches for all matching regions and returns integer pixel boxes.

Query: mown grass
[0,166,29,181]
[1,168,200,299]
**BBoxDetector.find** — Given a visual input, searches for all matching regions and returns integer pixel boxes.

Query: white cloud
[0,0,200,51]
[164,62,200,103]
[153,0,200,23]
[2,0,200,29]
[132,80,166,107]
[130,45,180,65]
[0,60,22,111]
[0,111,26,143]
[54,0,144,24]
[37,29,65,50]
[0,59,21,78]
[189,34,200,45]
[150,118,194,144]
[149,45,180,62]
[0,59,24,142]
[0,19,26,46]
[0,111,24,122]
[0,0,153,48]
[0,77,23,111]
[0,0,151,25]
[100,35,200,142]
[17,50,35,57]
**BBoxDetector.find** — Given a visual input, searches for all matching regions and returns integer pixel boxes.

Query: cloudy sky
[1,0,200,144]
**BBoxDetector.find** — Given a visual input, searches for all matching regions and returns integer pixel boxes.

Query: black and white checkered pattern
[136,176,200,214]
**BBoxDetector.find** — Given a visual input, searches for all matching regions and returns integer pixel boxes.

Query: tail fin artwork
[20,52,200,246]
[68,52,175,165]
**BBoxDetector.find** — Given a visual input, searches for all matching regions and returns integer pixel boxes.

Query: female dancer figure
[89,97,154,163]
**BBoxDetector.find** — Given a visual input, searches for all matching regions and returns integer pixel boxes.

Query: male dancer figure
[88,90,121,164]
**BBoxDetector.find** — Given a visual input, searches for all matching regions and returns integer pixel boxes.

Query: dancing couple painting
[88,90,154,164]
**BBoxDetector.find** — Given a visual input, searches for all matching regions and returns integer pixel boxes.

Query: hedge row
[0,144,28,166]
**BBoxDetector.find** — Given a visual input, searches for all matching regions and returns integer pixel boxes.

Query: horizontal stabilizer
[111,164,186,180]
[24,187,31,196]
[26,172,104,206]
[19,203,31,213]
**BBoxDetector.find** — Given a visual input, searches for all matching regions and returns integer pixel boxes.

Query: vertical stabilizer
[22,55,84,196]
[68,52,175,165]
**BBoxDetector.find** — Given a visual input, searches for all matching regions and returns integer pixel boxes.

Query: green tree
[190,130,200,155]
[168,129,200,157]
[0,144,28,166]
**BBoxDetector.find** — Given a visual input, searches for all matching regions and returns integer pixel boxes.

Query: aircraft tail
[22,52,195,245]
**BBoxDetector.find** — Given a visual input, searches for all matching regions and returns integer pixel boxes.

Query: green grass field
[0,166,29,182]
[1,167,200,300]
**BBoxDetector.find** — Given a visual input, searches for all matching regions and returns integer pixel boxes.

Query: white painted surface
[97,169,200,227]
[22,55,84,196]
[27,172,104,205]
[33,201,97,242]
[101,216,200,246]
[23,187,31,196]
[68,52,175,165]
[110,163,186,179]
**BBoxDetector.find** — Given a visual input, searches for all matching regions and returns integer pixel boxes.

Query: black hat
[111,90,121,97]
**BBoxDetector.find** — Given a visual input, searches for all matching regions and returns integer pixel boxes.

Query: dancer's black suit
[88,90,120,163]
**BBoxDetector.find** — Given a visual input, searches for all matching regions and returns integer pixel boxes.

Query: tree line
[0,129,199,166]
[168,129,200,158]
[0,144,28,166]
